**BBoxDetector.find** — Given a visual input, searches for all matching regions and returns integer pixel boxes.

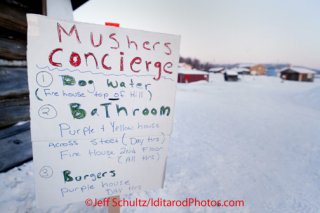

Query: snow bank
[1,74,320,213]
[294,85,320,111]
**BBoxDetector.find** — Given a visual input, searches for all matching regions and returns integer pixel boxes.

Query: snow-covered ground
[1,74,320,213]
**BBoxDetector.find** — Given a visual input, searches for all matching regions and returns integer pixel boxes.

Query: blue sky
[74,0,320,68]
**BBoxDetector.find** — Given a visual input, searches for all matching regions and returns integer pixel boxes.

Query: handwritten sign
[27,14,180,208]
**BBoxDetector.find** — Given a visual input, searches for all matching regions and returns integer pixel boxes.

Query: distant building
[178,68,209,83]
[280,67,315,82]
[250,64,266,75]
[208,67,225,73]
[266,66,277,76]
[178,63,193,70]
[224,70,239,81]
[237,63,253,70]
[237,63,266,75]
[232,67,250,75]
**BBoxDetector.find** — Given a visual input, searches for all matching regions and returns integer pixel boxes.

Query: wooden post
[108,196,120,213]
[42,0,47,15]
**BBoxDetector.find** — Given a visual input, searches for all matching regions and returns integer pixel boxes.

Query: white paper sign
[27,14,180,208]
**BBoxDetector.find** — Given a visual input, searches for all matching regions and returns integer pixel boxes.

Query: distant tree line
[179,56,299,73]
[179,56,214,71]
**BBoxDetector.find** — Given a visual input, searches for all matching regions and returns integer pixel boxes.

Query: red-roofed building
[178,68,209,83]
